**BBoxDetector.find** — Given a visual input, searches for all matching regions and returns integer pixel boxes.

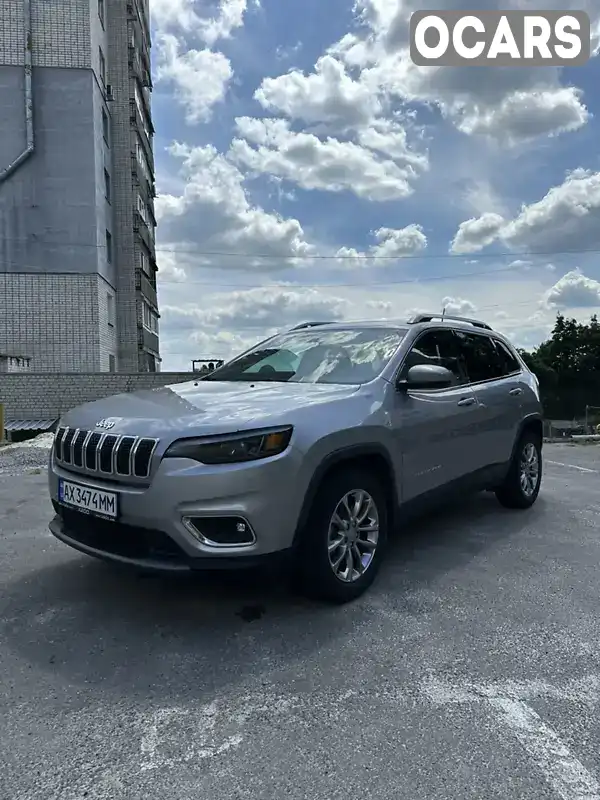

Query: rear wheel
[295,467,389,603]
[495,430,542,509]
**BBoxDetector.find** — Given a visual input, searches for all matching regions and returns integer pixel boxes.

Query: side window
[454,331,504,383]
[494,339,521,376]
[401,329,466,386]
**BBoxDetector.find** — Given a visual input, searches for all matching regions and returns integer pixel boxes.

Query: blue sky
[148,0,600,369]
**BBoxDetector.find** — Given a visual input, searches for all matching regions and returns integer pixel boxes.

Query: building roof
[3,419,58,432]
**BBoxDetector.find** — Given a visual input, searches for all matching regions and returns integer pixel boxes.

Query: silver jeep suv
[48,313,543,603]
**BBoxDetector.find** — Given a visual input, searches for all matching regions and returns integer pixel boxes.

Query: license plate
[58,479,118,520]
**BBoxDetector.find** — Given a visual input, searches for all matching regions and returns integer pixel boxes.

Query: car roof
[287,318,503,336]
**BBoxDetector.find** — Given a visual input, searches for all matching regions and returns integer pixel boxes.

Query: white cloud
[156,142,315,268]
[150,0,250,46]
[335,224,427,265]
[454,88,589,146]
[371,225,427,258]
[155,34,232,124]
[544,269,600,309]
[158,286,352,369]
[163,286,349,332]
[450,170,600,254]
[330,0,595,146]
[230,117,426,201]
[156,250,187,283]
[255,55,382,128]
[441,296,477,316]
[357,118,429,168]
[450,213,505,254]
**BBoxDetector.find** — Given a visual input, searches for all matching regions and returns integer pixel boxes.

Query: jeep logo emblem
[95,419,116,430]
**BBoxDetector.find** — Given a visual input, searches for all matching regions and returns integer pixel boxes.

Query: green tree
[519,313,600,419]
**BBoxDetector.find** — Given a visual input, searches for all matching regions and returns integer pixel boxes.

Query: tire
[294,467,389,603]
[495,429,542,509]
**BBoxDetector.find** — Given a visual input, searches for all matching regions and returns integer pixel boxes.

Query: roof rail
[408,313,492,331]
[290,321,334,331]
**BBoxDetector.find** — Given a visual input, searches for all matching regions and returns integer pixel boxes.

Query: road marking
[547,461,597,474]
[423,675,600,799]
[422,674,600,706]
[488,697,600,800]
[140,702,245,771]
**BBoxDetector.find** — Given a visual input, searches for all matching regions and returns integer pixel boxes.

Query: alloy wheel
[327,489,380,583]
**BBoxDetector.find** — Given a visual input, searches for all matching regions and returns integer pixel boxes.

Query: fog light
[184,516,256,546]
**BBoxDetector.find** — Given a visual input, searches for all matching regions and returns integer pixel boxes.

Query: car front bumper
[48,446,305,571]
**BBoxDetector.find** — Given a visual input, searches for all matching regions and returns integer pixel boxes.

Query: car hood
[59,379,363,439]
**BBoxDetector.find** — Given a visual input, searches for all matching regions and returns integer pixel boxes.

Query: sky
[148,0,600,370]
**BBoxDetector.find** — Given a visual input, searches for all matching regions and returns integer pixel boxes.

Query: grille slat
[61,429,76,464]
[99,435,119,473]
[72,431,88,467]
[54,427,67,461]
[116,436,136,475]
[54,426,158,479]
[85,432,103,470]
[133,438,158,479]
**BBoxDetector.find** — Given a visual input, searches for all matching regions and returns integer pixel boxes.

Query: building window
[140,247,152,276]
[102,108,109,143]
[142,301,159,334]
[136,138,151,181]
[104,168,111,202]
[105,230,112,263]
[99,46,106,86]
[107,293,115,326]
[109,354,116,372]
[98,0,105,26]
[137,193,147,223]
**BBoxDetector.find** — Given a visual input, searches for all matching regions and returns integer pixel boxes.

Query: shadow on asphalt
[0,491,542,701]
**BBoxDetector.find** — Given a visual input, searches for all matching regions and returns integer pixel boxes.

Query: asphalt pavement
[1,441,599,800]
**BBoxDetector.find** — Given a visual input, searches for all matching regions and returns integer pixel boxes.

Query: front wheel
[295,468,389,603]
[495,431,542,509]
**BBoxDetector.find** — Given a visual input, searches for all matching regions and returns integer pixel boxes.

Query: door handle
[457,397,476,407]
[509,388,523,396]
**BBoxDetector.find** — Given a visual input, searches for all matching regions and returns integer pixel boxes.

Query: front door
[391,328,481,502]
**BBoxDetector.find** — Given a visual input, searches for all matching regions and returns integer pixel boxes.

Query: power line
[0,261,565,288]
[1,235,600,261]
[155,262,557,287]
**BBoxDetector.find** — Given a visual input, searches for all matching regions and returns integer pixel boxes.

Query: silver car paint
[48,320,542,567]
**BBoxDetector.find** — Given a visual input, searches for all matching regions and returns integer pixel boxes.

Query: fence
[0,371,195,425]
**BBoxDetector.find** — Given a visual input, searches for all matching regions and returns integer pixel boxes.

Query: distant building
[0,0,160,372]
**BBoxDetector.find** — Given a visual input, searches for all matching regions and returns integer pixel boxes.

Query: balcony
[135,217,153,251]
[137,324,159,354]
[129,100,153,160]
[131,155,155,199]
[135,268,158,308]
[128,45,143,79]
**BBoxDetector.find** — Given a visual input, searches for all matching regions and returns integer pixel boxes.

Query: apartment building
[0,0,160,372]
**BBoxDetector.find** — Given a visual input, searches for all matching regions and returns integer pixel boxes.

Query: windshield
[203,327,407,385]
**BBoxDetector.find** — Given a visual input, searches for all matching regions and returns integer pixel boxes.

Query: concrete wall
[0,0,158,374]
[0,371,195,420]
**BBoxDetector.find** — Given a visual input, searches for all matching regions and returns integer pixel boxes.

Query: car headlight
[164,426,293,465]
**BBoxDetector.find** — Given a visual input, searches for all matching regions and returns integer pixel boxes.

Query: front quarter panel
[289,380,401,531]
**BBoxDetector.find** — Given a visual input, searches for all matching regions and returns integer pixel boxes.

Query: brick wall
[0,372,195,420]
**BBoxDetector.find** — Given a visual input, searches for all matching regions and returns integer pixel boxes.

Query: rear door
[453,330,524,471]
[391,328,481,502]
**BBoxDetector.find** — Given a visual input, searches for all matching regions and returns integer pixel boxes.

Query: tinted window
[494,339,521,375]
[204,327,407,385]
[454,331,504,382]
[401,329,467,386]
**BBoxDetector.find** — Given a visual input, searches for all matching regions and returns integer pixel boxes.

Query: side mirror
[397,364,455,391]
